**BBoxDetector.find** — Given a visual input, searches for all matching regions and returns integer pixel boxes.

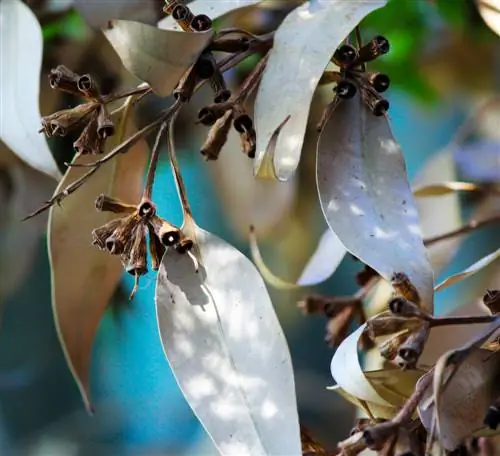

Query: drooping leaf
[156,225,301,456]
[158,0,264,31]
[477,0,500,37]
[75,0,158,28]
[104,21,213,97]
[418,348,500,450]
[48,121,148,412]
[0,145,56,301]
[435,248,500,292]
[254,0,387,181]
[0,0,61,180]
[317,94,434,312]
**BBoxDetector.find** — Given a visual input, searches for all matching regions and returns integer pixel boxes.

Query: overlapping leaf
[104,21,213,97]
[156,225,301,456]
[158,0,264,31]
[317,94,434,312]
[418,318,500,450]
[254,0,387,181]
[0,0,61,180]
[49,120,148,412]
[75,0,157,28]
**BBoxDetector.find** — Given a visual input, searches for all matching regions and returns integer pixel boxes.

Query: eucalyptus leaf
[158,0,264,31]
[434,247,500,292]
[156,226,301,456]
[317,94,434,312]
[48,121,148,412]
[418,348,500,450]
[104,21,213,97]
[0,0,61,180]
[477,0,500,37]
[254,0,387,181]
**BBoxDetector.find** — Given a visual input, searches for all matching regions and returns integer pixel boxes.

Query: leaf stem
[143,120,169,200]
[103,85,152,104]
[429,314,498,327]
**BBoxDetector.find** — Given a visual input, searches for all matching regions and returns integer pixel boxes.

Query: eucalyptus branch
[143,120,169,200]
[103,85,152,104]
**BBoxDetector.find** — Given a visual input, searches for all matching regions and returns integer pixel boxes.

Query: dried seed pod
[360,72,391,93]
[73,116,102,155]
[332,43,358,67]
[197,102,232,126]
[95,194,135,214]
[191,14,212,32]
[363,421,398,451]
[484,403,500,430]
[360,86,389,116]
[391,272,421,307]
[240,128,256,159]
[163,0,180,16]
[124,224,148,276]
[483,289,500,315]
[148,226,166,271]
[174,66,198,102]
[378,331,411,361]
[48,65,81,94]
[172,4,194,31]
[201,110,233,160]
[210,37,250,54]
[41,103,98,138]
[150,216,181,247]
[388,296,426,319]
[77,74,99,98]
[367,312,422,338]
[104,214,138,255]
[97,105,114,139]
[92,218,124,250]
[195,52,217,80]
[138,199,156,219]
[396,324,429,369]
[233,106,254,134]
[210,70,231,104]
[356,35,390,64]
[335,79,358,99]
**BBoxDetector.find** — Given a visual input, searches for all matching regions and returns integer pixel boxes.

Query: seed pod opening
[191,14,212,32]
[172,4,194,31]
[332,44,358,67]
[138,199,156,219]
[95,194,135,214]
[360,87,389,116]
[48,65,80,94]
[97,105,115,139]
[77,74,99,98]
[195,52,217,79]
[335,80,357,99]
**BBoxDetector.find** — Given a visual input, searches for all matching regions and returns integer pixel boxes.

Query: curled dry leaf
[0,146,56,300]
[0,0,61,180]
[249,227,346,289]
[156,226,301,456]
[317,94,434,312]
[254,0,387,181]
[418,349,500,450]
[104,21,214,97]
[434,247,500,292]
[158,0,264,31]
[48,119,148,412]
[477,0,500,37]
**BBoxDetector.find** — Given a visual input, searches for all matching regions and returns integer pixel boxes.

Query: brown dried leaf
[48,117,148,412]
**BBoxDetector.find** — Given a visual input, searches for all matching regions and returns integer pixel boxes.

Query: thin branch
[429,314,498,327]
[103,85,152,104]
[143,120,169,200]
[424,213,500,246]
